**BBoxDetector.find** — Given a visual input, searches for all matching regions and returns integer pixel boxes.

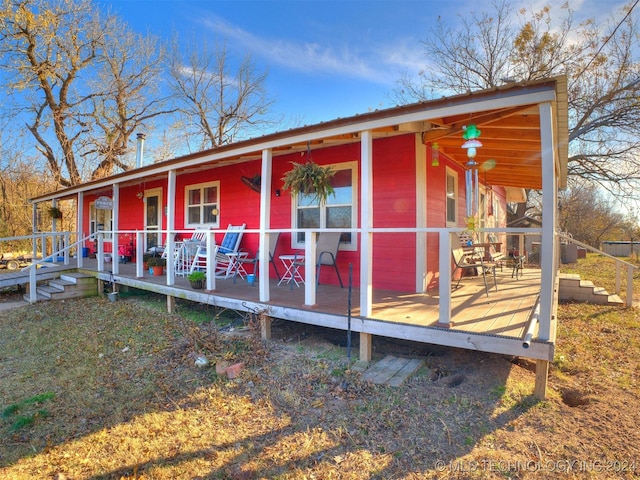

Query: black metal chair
[451,234,497,296]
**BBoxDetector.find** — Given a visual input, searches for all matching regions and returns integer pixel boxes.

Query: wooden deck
[2,259,550,361]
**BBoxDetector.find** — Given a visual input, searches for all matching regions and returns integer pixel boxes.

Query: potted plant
[47,206,63,219]
[142,253,154,270]
[147,256,166,276]
[282,161,336,203]
[186,270,206,289]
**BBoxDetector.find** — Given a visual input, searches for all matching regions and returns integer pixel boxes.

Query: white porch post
[359,130,373,317]
[539,101,557,342]
[259,148,273,302]
[97,233,105,272]
[77,192,84,268]
[536,101,557,400]
[29,203,37,303]
[136,231,144,278]
[112,184,120,275]
[31,203,38,262]
[304,230,317,306]
[51,198,58,235]
[206,230,216,291]
[166,170,176,285]
[438,230,452,326]
[415,134,427,292]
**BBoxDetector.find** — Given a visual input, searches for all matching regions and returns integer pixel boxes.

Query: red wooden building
[28,77,568,397]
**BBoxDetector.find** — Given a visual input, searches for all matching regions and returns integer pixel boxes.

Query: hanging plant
[465,216,477,232]
[48,206,63,219]
[282,161,336,203]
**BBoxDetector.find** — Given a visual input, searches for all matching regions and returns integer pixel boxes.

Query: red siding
[81,133,505,292]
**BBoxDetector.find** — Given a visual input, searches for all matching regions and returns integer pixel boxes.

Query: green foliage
[47,206,63,219]
[2,392,54,432]
[186,270,206,281]
[281,161,336,203]
[146,256,166,267]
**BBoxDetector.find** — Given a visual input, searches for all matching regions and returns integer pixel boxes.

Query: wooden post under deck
[534,359,549,399]
[261,315,272,340]
[166,295,175,314]
[360,332,372,362]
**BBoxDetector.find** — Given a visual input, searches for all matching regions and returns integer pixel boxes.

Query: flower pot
[150,265,164,276]
[189,279,205,289]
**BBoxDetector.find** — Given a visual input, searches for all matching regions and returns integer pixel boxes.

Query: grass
[0,253,639,478]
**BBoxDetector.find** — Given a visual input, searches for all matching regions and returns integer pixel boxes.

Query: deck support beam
[534,359,549,399]
[167,295,175,314]
[260,314,272,340]
[359,332,372,362]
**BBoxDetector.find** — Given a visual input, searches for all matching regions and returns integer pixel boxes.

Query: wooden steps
[24,272,98,303]
[360,355,424,387]
[558,273,624,306]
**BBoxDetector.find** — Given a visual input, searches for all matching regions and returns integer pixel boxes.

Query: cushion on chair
[220,232,239,254]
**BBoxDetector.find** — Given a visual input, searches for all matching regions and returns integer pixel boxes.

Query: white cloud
[198,14,420,86]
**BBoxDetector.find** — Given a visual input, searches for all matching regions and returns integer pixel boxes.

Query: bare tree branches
[393,0,640,203]
[0,0,173,186]
[168,37,276,151]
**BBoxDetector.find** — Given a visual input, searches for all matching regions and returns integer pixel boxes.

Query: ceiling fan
[241,174,261,193]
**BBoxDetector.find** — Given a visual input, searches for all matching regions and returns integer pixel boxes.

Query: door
[144,188,163,251]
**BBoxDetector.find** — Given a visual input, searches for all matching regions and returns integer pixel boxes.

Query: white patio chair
[190,224,246,278]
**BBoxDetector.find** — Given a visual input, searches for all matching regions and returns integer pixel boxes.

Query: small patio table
[278,254,304,287]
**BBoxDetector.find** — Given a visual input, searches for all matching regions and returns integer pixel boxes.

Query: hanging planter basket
[48,207,63,219]
[282,161,335,203]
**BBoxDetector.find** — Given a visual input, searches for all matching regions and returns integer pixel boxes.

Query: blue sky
[103,0,623,126]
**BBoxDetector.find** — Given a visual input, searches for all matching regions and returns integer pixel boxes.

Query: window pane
[328,206,352,243]
[297,192,318,207]
[327,206,351,228]
[328,185,351,205]
[188,189,200,206]
[332,168,352,187]
[204,186,217,204]
[446,175,455,197]
[328,169,352,205]
[204,205,218,224]
[188,206,200,224]
[447,197,456,223]
[298,207,320,228]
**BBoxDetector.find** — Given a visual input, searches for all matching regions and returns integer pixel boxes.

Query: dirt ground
[0,281,639,478]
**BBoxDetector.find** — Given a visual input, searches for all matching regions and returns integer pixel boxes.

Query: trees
[394,0,640,203]
[168,38,276,152]
[0,0,171,187]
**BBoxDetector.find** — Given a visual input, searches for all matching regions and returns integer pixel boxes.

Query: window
[185,181,220,228]
[446,168,458,226]
[292,161,357,250]
[90,202,112,240]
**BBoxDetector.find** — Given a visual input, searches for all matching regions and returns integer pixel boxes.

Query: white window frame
[291,161,358,251]
[184,181,221,229]
[445,167,458,227]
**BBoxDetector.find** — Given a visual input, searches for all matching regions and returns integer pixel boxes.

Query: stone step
[559,273,625,306]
